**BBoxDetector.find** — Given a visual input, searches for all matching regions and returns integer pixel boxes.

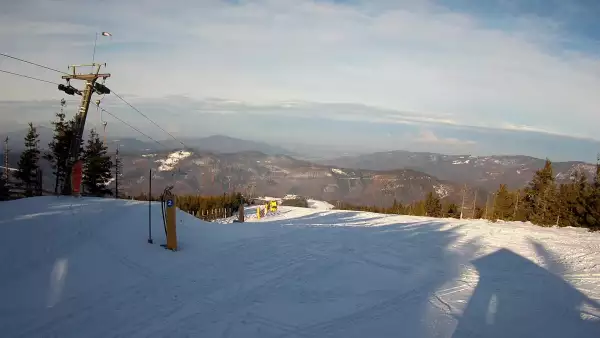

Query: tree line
[335,193,460,219]
[335,159,600,232]
[2,104,599,232]
[129,192,244,217]
[1,105,114,199]
[281,196,309,208]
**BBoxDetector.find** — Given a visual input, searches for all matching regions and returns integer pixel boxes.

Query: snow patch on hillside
[332,168,347,175]
[433,184,450,198]
[265,165,290,174]
[489,157,521,166]
[155,150,192,171]
[556,163,597,181]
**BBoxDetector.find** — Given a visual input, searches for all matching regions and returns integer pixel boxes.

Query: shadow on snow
[1,199,599,337]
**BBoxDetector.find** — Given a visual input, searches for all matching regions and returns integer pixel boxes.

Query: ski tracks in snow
[3,199,600,337]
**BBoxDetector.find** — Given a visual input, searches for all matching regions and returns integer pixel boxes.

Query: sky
[1,0,600,162]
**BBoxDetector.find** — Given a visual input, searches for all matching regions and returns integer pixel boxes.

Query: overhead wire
[110,90,187,148]
[0,69,61,85]
[0,53,187,149]
[99,107,168,149]
[0,53,68,74]
[0,63,167,150]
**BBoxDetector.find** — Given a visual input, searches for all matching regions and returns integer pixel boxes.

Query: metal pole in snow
[148,169,153,244]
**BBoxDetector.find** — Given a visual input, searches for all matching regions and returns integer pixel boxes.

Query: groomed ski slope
[0,197,599,337]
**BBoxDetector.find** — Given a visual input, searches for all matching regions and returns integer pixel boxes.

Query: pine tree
[34,168,43,196]
[512,189,528,222]
[82,129,113,197]
[523,159,556,226]
[474,206,484,219]
[556,183,574,227]
[412,200,426,216]
[389,198,406,214]
[114,148,122,198]
[493,184,515,220]
[44,102,76,195]
[554,171,588,227]
[424,191,442,217]
[573,172,591,227]
[391,198,399,214]
[15,123,40,197]
[0,176,9,200]
[585,156,600,230]
[444,202,460,218]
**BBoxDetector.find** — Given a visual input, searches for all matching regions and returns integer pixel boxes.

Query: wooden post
[165,195,177,250]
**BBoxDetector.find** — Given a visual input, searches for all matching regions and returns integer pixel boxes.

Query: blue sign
[167,199,174,207]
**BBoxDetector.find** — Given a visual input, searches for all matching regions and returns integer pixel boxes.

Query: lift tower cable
[0,53,66,74]
[0,63,169,153]
[0,69,61,85]
[98,106,168,149]
[110,90,186,148]
[0,53,188,149]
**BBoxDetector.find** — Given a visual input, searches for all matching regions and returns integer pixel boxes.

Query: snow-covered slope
[1,197,599,337]
[307,198,334,210]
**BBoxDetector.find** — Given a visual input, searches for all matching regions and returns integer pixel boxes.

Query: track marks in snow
[139,251,340,337]
[3,198,600,337]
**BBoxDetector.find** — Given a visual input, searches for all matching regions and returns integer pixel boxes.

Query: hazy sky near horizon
[1,0,600,161]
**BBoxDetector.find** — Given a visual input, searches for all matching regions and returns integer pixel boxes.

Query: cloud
[1,0,600,145]
[499,123,572,138]
[2,97,600,162]
[413,130,476,146]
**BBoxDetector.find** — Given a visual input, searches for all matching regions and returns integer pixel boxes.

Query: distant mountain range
[3,126,54,152]
[320,150,596,191]
[113,150,473,207]
[2,129,596,206]
[2,128,297,156]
